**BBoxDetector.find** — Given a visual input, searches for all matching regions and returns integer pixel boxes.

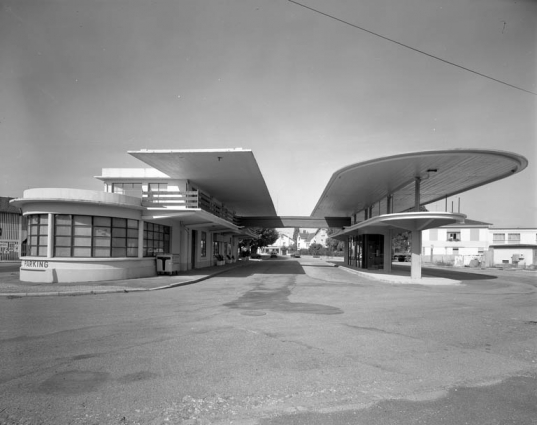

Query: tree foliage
[308,243,323,256]
[239,228,279,253]
[325,228,345,252]
[392,231,410,253]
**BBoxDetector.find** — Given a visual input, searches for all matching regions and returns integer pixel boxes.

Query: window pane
[127,229,138,238]
[73,237,91,247]
[112,184,125,194]
[112,228,126,238]
[30,236,38,245]
[56,215,71,225]
[30,246,38,256]
[146,222,154,231]
[94,216,111,226]
[55,236,72,246]
[112,247,126,257]
[56,226,72,236]
[40,215,48,225]
[127,219,138,229]
[93,247,111,257]
[112,237,126,247]
[74,226,92,236]
[55,247,71,257]
[39,236,48,246]
[113,218,126,227]
[39,225,48,235]
[73,247,91,257]
[28,225,38,237]
[93,238,111,247]
[127,247,138,257]
[73,215,92,226]
[127,238,138,248]
[29,215,39,225]
[94,227,111,237]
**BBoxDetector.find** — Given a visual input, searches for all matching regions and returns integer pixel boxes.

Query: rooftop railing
[142,189,238,226]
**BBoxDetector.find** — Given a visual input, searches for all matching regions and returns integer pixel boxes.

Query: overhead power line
[288,0,537,96]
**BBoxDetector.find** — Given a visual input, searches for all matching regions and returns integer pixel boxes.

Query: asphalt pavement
[0,256,509,297]
[1,257,536,424]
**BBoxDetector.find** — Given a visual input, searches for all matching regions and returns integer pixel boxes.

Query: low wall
[20,257,157,283]
[423,254,484,267]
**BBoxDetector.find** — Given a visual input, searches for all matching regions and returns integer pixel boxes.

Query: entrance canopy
[129,148,277,217]
[311,149,528,219]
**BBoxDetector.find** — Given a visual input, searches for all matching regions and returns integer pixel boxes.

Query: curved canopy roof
[129,148,277,216]
[311,149,528,218]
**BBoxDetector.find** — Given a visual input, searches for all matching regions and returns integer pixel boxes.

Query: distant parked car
[270,252,278,258]
[393,253,411,262]
[292,252,301,258]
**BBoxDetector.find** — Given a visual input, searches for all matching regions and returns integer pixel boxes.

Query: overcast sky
[1,0,535,227]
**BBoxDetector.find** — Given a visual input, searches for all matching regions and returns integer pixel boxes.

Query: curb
[338,264,462,285]
[1,262,247,298]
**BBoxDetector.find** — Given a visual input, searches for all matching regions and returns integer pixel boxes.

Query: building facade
[0,197,24,261]
[11,149,273,283]
[422,223,537,267]
[11,148,530,283]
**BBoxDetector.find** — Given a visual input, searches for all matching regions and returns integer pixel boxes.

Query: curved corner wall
[12,188,158,284]
[20,258,157,284]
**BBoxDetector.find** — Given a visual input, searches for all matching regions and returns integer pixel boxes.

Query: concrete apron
[338,264,462,285]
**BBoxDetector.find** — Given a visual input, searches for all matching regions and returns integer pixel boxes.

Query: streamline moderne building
[11,148,528,283]
[12,149,274,283]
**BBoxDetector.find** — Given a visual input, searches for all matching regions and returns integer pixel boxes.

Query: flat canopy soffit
[128,149,277,217]
[311,149,528,219]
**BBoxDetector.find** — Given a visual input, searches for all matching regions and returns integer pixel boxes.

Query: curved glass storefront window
[143,222,170,257]
[27,214,48,257]
[54,214,139,258]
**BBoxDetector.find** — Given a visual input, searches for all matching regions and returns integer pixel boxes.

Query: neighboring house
[422,221,537,267]
[263,233,294,255]
[421,219,492,259]
[487,228,537,267]
[310,228,328,247]
[297,230,315,250]
[0,197,24,261]
[296,228,329,250]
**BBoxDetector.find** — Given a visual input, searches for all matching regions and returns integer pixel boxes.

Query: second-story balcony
[142,190,239,226]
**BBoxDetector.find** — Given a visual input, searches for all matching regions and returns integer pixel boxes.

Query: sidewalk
[0,261,250,298]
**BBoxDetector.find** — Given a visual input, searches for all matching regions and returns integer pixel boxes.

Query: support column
[46,213,53,258]
[387,195,392,214]
[411,230,422,279]
[138,220,144,258]
[343,237,349,265]
[383,230,392,273]
[415,177,421,212]
[180,226,189,271]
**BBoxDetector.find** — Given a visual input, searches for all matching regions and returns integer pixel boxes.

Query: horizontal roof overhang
[489,244,537,249]
[331,212,467,240]
[11,189,144,211]
[142,208,245,234]
[311,149,528,218]
[129,148,277,217]
[237,216,351,228]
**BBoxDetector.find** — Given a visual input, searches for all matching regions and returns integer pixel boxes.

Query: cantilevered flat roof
[129,148,277,216]
[311,149,528,218]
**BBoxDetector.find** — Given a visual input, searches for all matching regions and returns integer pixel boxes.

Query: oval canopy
[311,149,528,218]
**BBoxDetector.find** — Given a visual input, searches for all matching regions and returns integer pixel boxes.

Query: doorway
[191,230,197,269]
[362,234,384,270]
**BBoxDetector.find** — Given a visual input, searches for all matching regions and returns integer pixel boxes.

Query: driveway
[1,257,536,424]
